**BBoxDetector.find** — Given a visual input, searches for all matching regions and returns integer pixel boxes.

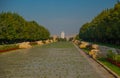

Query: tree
[0,12,50,44]
[79,3,120,45]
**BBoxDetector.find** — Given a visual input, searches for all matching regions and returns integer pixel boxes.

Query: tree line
[79,2,120,45]
[0,12,50,44]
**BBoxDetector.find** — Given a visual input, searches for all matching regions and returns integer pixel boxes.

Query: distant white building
[61,31,65,39]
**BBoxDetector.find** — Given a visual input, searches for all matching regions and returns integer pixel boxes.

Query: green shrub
[107,50,115,59]
[107,50,120,63]
[115,55,120,63]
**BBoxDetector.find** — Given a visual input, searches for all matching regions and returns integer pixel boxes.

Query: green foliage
[107,50,120,63]
[91,42,120,49]
[0,12,50,44]
[115,55,120,63]
[75,34,80,40]
[107,50,115,59]
[79,3,120,45]
[69,37,74,41]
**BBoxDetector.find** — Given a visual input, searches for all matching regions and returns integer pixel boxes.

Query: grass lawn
[98,58,120,76]
[0,44,18,51]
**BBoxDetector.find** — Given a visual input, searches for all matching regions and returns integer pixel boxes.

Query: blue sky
[0,0,117,37]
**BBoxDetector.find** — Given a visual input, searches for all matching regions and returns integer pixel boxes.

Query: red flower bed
[116,63,120,67]
[107,58,120,68]
[0,48,19,53]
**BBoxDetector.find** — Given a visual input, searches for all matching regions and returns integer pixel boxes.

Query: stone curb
[93,59,120,78]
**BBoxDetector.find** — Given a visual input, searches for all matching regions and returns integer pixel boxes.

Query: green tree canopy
[0,12,50,44]
[79,2,120,45]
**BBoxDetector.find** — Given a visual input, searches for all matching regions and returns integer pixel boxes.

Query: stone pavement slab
[0,42,110,78]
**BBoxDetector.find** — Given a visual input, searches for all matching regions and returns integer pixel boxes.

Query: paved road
[0,42,114,78]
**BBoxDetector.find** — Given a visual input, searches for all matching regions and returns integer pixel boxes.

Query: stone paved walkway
[0,42,111,78]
